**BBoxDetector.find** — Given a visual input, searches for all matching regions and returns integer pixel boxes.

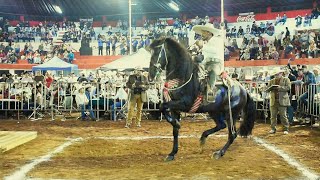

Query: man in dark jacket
[299,65,316,110]
[125,67,148,128]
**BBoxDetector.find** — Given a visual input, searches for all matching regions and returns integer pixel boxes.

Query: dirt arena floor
[0,117,319,180]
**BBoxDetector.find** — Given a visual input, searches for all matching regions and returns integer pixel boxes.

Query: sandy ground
[0,118,319,179]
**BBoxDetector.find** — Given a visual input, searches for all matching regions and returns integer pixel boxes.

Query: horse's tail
[239,92,255,137]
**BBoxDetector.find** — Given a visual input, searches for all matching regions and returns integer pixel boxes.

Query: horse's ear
[150,37,166,49]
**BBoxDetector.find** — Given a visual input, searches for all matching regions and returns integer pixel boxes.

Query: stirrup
[207,88,216,102]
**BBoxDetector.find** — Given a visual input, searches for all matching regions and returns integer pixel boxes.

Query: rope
[226,80,236,135]
[165,73,194,91]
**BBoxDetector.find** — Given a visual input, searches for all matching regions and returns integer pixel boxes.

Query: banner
[79,18,93,22]
[237,14,255,22]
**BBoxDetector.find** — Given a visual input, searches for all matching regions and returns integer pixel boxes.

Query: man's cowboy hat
[135,66,143,71]
[192,23,222,36]
[77,86,85,92]
[270,69,285,75]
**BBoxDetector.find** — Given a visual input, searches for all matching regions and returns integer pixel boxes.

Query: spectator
[0,73,7,82]
[308,40,318,58]
[45,72,53,88]
[111,37,117,55]
[240,49,250,60]
[245,25,251,34]
[132,38,138,53]
[110,86,128,120]
[276,31,284,50]
[231,26,237,38]
[67,51,74,63]
[313,68,320,83]
[301,42,309,58]
[251,21,259,36]
[224,46,230,61]
[106,38,111,55]
[33,50,41,64]
[266,69,291,134]
[270,47,279,63]
[275,14,282,26]
[311,7,320,19]
[265,23,275,36]
[98,37,103,55]
[75,86,96,121]
[125,67,148,128]
[304,13,312,26]
[237,26,244,38]
[295,15,303,27]
[78,73,88,83]
[299,65,316,107]
[284,27,290,39]
[259,22,266,33]
[282,13,287,25]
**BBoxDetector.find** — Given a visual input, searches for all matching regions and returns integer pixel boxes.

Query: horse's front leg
[165,111,181,161]
[161,99,188,122]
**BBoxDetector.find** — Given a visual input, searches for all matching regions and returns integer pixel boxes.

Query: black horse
[148,37,255,161]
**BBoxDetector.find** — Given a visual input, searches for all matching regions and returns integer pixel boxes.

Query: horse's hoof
[200,137,206,146]
[212,151,223,159]
[199,138,206,154]
[164,155,175,162]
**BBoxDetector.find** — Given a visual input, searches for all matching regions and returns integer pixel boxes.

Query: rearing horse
[148,37,255,161]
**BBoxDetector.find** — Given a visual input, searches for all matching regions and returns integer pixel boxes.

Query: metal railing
[0,82,163,121]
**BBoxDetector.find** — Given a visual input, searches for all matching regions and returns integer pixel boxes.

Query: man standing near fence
[299,65,316,107]
[98,37,103,56]
[267,69,291,134]
[125,67,148,128]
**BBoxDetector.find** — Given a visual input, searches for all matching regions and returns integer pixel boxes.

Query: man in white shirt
[313,68,320,83]
[114,72,124,87]
[192,23,224,101]
[75,86,95,121]
[146,84,160,104]
[110,86,128,120]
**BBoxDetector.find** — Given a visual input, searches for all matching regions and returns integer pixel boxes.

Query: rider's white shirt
[201,35,224,74]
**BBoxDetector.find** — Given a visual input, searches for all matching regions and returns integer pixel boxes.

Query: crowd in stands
[0,6,319,64]
[0,41,75,64]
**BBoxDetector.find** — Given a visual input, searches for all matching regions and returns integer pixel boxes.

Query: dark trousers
[287,106,294,123]
[98,46,103,55]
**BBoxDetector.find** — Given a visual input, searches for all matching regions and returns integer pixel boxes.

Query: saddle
[197,66,234,103]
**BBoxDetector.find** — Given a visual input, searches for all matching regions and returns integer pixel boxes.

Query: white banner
[79,18,93,22]
[237,14,256,22]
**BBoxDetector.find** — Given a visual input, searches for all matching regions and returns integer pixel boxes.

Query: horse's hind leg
[200,112,226,153]
[213,109,240,159]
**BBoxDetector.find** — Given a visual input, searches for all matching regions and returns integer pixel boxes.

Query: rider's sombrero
[271,69,285,75]
[135,66,143,71]
[192,23,222,36]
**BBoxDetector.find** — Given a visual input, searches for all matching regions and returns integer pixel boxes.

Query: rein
[154,43,194,92]
[165,73,193,91]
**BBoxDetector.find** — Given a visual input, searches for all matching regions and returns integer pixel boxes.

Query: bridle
[153,43,168,77]
[151,42,194,91]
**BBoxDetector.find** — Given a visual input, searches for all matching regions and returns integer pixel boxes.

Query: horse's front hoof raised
[164,155,175,162]
[212,150,224,159]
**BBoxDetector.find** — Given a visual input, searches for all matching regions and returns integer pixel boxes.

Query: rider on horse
[192,23,225,102]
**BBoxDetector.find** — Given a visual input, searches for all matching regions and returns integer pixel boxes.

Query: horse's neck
[166,60,195,82]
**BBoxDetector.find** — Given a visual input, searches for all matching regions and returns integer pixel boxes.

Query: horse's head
[148,38,167,82]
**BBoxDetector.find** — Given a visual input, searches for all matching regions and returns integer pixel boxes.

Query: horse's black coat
[149,37,255,160]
